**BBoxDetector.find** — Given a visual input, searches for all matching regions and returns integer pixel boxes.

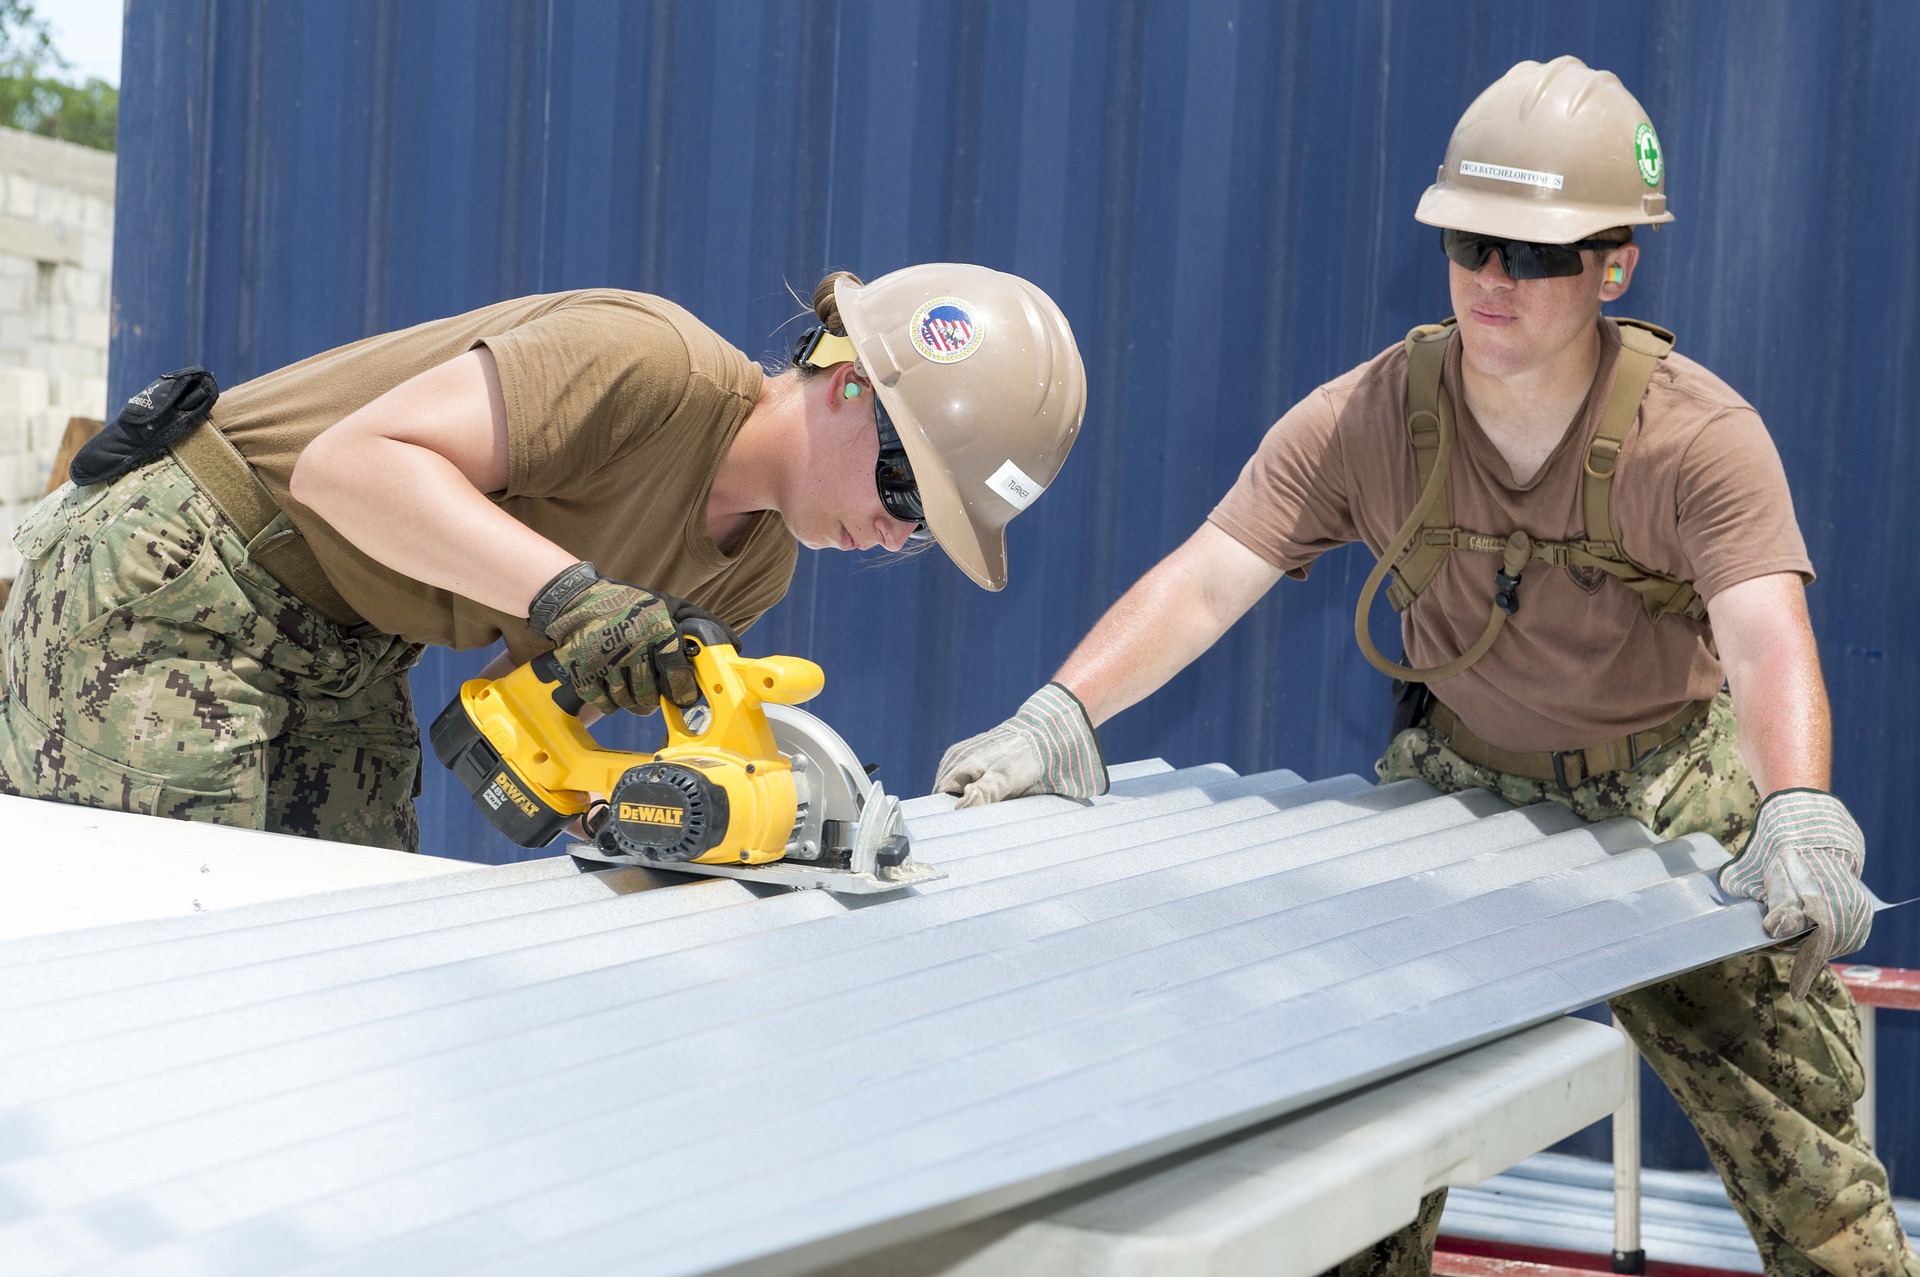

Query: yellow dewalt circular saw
[429,619,940,894]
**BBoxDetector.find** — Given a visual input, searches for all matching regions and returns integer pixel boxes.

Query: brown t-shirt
[1209,319,1813,752]
[215,290,798,662]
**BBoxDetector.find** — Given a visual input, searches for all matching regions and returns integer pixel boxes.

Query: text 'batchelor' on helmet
[1415,55,1675,244]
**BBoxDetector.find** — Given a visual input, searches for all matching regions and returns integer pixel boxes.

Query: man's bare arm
[1055,522,1285,726]
[1708,571,1830,794]
[933,523,1284,804]
[1709,571,1881,997]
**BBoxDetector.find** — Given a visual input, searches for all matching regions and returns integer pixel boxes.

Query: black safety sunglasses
[793,324,933,543]
[1440,228,1621,281]
[871,393,934,542]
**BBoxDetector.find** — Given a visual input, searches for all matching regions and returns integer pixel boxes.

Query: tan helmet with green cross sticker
[1414,56,1676,243]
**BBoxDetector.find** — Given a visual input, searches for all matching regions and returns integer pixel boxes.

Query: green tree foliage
[0,0,116,152]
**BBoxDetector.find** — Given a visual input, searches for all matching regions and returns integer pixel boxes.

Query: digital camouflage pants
[0,456,426,851]
[1320,692,1916,1277]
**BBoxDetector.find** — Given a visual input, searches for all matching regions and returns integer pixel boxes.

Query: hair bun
[811,270,865,336]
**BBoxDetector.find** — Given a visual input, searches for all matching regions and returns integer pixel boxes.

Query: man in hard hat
[0,264,1085,851]
[937,57,1913,1275]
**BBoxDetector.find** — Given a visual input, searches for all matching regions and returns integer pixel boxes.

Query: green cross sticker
[1635,122,1663,187]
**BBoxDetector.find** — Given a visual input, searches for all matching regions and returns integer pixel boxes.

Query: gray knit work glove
[934,683,1107,808]
[1718,789,1875,1000]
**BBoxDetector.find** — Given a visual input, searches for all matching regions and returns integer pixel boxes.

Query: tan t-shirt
[1209,319,1813,752]
[215,290,798,662]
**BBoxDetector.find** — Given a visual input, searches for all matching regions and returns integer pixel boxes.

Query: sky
[44,0,124,86]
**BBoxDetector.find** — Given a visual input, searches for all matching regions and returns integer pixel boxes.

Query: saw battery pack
[429,695,575,848]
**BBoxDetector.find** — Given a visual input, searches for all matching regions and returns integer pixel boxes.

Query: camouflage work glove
[934,682,1107,808]
[528,562,726,718]
[1719,788,1875,1000]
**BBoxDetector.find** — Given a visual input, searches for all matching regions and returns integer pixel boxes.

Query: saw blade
[763,704,937,888]
[765,703,869,830]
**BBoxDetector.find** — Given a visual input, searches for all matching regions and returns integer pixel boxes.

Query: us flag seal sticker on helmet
[910,297,985,364]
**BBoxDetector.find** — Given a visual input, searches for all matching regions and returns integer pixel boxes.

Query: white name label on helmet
[986,459,1043,510]
[1459,160,1564,190]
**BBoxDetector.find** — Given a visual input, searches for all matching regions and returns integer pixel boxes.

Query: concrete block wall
[0,128,113,582]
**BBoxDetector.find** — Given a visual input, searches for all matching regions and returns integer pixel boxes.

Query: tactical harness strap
[1354,317,1706,686]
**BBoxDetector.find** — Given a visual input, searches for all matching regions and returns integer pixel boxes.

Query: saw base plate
[568,849,942,894]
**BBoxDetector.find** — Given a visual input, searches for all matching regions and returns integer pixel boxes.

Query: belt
[1427,696,1712,790]
[169,421,366,630]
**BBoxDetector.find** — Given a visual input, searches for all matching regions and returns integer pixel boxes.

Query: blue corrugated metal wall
[110,0,1917,1191]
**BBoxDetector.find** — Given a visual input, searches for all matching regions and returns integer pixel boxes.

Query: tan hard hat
[1415,56,1675,243]
[834,263,1087,591]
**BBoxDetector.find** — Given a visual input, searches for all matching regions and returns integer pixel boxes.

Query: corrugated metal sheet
[0,763,1774,1275]
[106,0,1919,1184]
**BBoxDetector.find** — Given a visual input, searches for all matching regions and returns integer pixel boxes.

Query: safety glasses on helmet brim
[1440,228,1623,281]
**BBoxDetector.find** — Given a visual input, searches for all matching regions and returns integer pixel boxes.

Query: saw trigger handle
[530,651,587,716]
[678,615,735,652]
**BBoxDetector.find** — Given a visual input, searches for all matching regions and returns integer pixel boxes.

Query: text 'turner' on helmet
[1415,55,1676,244]
[836,263,1087,592]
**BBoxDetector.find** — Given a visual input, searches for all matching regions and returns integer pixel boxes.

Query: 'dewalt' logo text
[619,802,683,828]
[489,772,541,819]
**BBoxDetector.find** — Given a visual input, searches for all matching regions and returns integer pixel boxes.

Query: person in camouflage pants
[0,455,425,851]
[938,55,1906,1277]
[1323,693,1915,1277]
